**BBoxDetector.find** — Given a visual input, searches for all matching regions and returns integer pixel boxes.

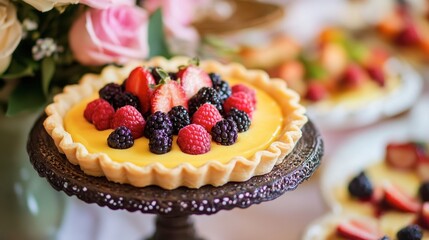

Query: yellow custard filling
[64,79,284,168]
[334,161,420,216]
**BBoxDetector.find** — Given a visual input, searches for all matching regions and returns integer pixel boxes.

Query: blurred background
[1,0,429,239]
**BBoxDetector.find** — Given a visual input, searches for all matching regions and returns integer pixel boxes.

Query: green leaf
[41,57,55,95]
[0,59,34,80]
[148,8,171,58]
[6,79,46,116]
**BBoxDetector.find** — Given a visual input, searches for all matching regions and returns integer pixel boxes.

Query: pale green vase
[0,111,66,240]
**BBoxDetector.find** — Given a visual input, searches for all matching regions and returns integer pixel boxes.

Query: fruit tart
[268,28,422,130]
[43,57,307,189]
[303,213,428,240]
[319,140,429,239]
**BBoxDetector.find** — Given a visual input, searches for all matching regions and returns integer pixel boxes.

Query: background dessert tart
[43,57,307,189]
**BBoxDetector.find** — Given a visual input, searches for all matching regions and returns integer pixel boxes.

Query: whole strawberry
[125,66,156,114]
[111,105,146,139]
[177,124,211,155]
[92,100,115,131]
[192,103,223,132]
[223,92,255,118]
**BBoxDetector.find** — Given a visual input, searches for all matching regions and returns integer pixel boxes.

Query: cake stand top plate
[27,115,323,216]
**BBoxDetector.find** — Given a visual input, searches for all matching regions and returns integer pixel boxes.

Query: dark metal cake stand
[27,115,323,240]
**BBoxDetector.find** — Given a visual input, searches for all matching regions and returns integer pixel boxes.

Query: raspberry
[99,83,122,105]
[192,103,223,132]
[226,108,251,132]
[188,87,223,115]
[144,111,173,138]
[111,105,145,139]
[397,225,422,240]
[107,126,134,149]
[84,98,109,123]
[177,124,211,155]
[112,91,141,111]
[231,84,256,107]
[209,73,231,102]
[149,129,172,154]
[223,92,255,118]
[211,119,238,146]
[168,106,191,135]
[92,101,115,130]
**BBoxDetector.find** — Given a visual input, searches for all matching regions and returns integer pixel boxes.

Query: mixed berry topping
[348,171,374,200]
[396,225,423,240]
[99,83,122,105]
[226,108,251,133]
[144,111,173,138]
[211,119,238,146]
[177,124,211,155]
[149,129,172,154]
[188,87,223,115]
[92,101,115,131]
[209,72,231,102]
[168,106,191,135]
[83,61,257,155]
[112,91,141,111]
[107,126,134,149]
[191,103,223,132]
[111,105,145,139]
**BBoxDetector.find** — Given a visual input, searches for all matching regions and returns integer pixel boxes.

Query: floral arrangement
[0,0,203,116]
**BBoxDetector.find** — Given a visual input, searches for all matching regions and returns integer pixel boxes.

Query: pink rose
[69,5,148,66]
[143,0,203,54]
[80,0,135,9]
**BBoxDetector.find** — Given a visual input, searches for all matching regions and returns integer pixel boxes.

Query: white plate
[320,93,429,213]
[307,59,423,131]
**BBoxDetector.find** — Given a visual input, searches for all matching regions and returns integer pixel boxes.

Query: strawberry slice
[386,142,420,170]
[383,181,421,213]
[151,80,187,113]
[177,60,212,100]
[125,66,156,114]
[336,219,381,240]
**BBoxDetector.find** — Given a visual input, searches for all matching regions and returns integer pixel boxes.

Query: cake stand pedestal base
[27,116,323,240]
[149,215,200,240]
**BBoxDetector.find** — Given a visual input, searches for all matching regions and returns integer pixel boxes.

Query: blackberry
[211,119,238,146]
[397,225,423,240]
[168,106,191,135]
[347,171,373,200]
[149,129,172,154]
[99,83,122,105]
[188,87,223,115]
[112,91,141,111]
[226,108,251,132]
[144,111,173,138]
[209,72,222,85]
[418,182,429,202]
[121,78,127,91]
[107,126,134,149]
[210,73,231,102]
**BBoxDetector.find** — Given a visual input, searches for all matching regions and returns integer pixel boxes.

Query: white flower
[0,0,22,75]
[32,38,62,61]
[23,0,79,12]
[22,18,38,39]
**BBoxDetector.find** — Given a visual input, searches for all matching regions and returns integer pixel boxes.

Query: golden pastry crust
[43,56,307,189]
